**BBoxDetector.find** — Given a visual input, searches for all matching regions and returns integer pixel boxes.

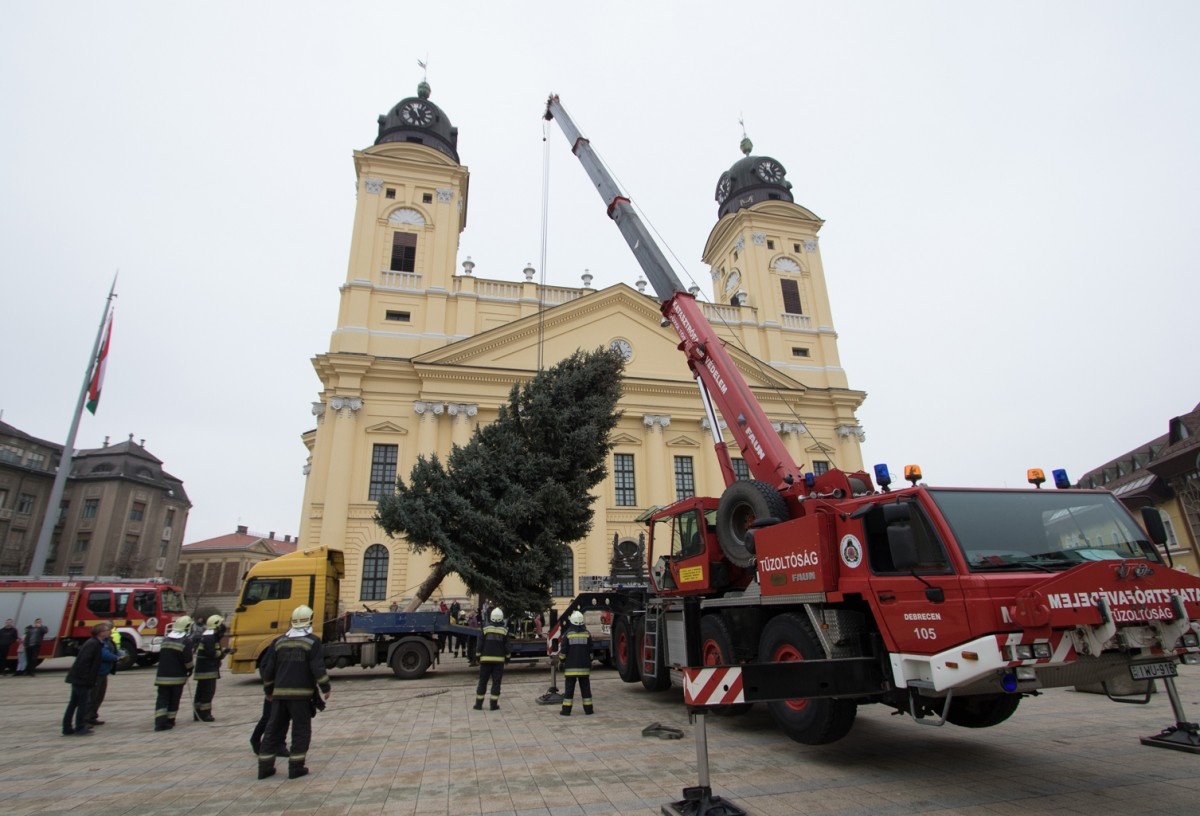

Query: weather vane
[738,112,753,156]
[418,56,429,82]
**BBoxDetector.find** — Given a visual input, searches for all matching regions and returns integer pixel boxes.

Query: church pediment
[666,434,703,448]
[413,282,805,394]
[610,432,642,446]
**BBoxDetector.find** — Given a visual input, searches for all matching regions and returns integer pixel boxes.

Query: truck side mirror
[1140,506,1167,545]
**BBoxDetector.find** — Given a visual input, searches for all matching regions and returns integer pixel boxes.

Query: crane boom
[544,95,804,490]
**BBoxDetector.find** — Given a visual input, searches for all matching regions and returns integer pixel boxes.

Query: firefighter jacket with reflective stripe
[559,623,593,676]
[194,631,223,680]
[477,624,509,663]
[261,631,331,698]
[154,635,194,686]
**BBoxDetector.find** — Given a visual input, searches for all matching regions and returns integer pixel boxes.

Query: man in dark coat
[0,619,18,675]
[63,623,109,735]
[23,618,48,676]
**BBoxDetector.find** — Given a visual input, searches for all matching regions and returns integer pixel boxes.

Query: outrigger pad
[642,722,685,739]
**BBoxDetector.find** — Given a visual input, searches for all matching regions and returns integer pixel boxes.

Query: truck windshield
[928,489,1158,572]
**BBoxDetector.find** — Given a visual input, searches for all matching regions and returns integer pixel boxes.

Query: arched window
[550,546,574,598]
[360,544,389,601]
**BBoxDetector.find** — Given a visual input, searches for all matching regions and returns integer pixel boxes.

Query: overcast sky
[2,2,1197,545]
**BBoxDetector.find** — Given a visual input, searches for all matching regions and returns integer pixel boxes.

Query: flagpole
[27,275,118,578]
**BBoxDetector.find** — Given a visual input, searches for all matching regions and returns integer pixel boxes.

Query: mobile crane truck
[543,94,1200,747]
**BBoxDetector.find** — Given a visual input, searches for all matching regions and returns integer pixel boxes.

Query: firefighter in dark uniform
[192,614,227,721]
[154,616,194,731]
[473,607,509,710]
[257,605,332,780]
[559,610,594,716]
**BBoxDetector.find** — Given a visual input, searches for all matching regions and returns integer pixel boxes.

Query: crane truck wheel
[699,614,753,716]
[716,480,789,568]
[945,693,1022,728]
[611,615,641,682]
[758,612,857,745]
[390,641,432,680]
[638,616,671,692]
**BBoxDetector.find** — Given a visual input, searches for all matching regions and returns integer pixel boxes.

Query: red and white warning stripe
[682,666,745,706]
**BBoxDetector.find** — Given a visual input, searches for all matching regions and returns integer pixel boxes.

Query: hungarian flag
[86,312,113,415]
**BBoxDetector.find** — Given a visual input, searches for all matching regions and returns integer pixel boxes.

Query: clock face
[715,173,731,203]
[401,101,434,127]
[724,269,742,296]
[755,160,784,183]
[609,338,633,362]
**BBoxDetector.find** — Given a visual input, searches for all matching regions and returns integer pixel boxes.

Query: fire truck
[0,577,188,667]
[543,95,1200,746]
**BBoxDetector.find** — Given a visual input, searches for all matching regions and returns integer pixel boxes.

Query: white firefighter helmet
[206,614,224,629]
[569,610,585,626]
[172,615,193,634]
[291,605,314,628]
[490,608,505,623]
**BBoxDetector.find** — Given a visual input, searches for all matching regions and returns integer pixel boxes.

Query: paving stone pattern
[1,655,1198,815]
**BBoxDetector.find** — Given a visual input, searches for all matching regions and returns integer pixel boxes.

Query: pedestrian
[0,618,17,675]
[154,615,194,731]
[257,605,332,780]
[23,618,48,676]
[193,614,227,722]
[86,626,121,726]
[473,607,509,711]
[558,610,594,716]
[63,622,108,736]
[14,632,26,675]
[466,609,480,666]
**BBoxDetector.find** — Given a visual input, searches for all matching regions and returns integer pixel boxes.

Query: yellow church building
[297,82,867,613]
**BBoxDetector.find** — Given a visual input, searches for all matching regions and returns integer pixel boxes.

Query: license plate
[601,624,611,635]
[1130,661,1177,680]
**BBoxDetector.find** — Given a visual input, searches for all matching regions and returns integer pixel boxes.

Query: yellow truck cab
[227,546,343,674]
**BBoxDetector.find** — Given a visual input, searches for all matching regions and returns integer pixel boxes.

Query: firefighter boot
[584,704,594,716]
[560,702,571,717]
[257,760,276,780]
[472,699,483,710]
[288,761,309,779]
[490,699,499,711]
[154,716,170,732]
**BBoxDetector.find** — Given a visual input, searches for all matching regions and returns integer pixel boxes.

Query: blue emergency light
[804,472,816,489]
[1052,469,1071,489]
[874,463,892,492]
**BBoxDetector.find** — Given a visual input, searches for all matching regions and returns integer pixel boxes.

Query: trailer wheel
[390,642,432,680]
[946,694,1021,728]
[758,613,857,745]
[612,615,641,683]
[700,615,752,716]
[638,616,671,692]
[716,480,789,568]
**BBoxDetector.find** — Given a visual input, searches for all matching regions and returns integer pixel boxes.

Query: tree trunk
[403,560,450,612]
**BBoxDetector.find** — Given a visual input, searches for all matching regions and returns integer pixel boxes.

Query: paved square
[1,655,1197,815]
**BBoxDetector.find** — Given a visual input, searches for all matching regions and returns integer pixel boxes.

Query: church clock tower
[702,135,865,466]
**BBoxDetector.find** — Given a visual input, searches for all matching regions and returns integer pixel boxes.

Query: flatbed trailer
[329,610,549,679]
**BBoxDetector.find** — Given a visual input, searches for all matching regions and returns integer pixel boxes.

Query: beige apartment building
[298,83,866,612]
